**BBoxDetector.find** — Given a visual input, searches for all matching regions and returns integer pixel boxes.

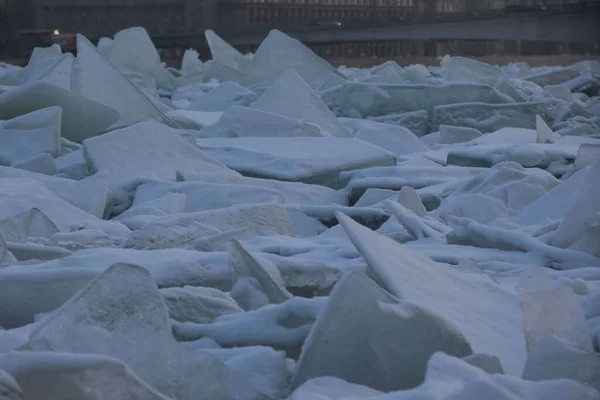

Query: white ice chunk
[536,114,558,143]
[0,167,109,219]
[552,157,600,256]
[132,180,283,213]
[180,49,203,76]
[433,193,512,224]
[520,285,592,354]
[573,143,600,172]
[27,52,73,91]
[522,336,600,391]
[176,169,348,206]
[22,263,269,400]
[544,84,573,102]
[462,353,504,374]
[167,110,223,129]
[160,286,242,324]
[368,110,431,137]
[402,64,432,84]
[200,60,245,83]
[0,208,58,242]
[398,186,427,217]
[0,178,129,238]
[355,188,398,208]
[23,45,62,82]
[187,82,256,112]
[433,102,555,133]
[335,212,527,375]
[229,239,292,309]
[0,81,119,143]
[355,120,429,156]
[173,296,326,359]
[114,192,186,230]
[205,29,250,73]
[243,30,343,88]
[0,351,169,400]
[73,34,177,128]
[109,27,175,90]
[525,68,580,87]
[439,124,482,144]
[443,56,503,86]
[253,69,352,138]
[124,203,295,250]
[363,61,405,84]
[97,37,114,58]
[12,153,57,175]
[317,73,347,91]
[0,107,61,165]
[197,105,328,138]
[83,120,236,190]
[199,346,289,400]
[293,271,472,391]
[322,82,513,120]
[197,137,396,188]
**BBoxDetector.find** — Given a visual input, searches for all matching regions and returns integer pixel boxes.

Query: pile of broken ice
[0,26,599,399]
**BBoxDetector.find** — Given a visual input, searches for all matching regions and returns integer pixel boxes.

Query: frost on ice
[0,27,599,400]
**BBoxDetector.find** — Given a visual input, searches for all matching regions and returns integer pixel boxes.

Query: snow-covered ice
[1,28,599,399]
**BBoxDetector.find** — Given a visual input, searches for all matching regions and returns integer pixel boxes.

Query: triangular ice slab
[0,208,58,242]
[0,81,119,143]
[23,45,63,82]
[27,52,73,91]
[243,30,344,89]
[293,271,472,391]
[109,27,176,90]
[536,114,557,143]
[21,263,269,400]
[72,34,178,129]
[229,239,292,306]
[253,69,351,138]
[552,156,600,256]
[335,212,527,375]
[515,166,588,226]
[205,30,250,73]
[83,120,237,190]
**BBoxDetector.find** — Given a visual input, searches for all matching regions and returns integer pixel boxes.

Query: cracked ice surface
[0,28,599,400]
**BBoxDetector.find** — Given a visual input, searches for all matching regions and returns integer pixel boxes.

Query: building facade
[218,0,421,30]
[2,0,596,60]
